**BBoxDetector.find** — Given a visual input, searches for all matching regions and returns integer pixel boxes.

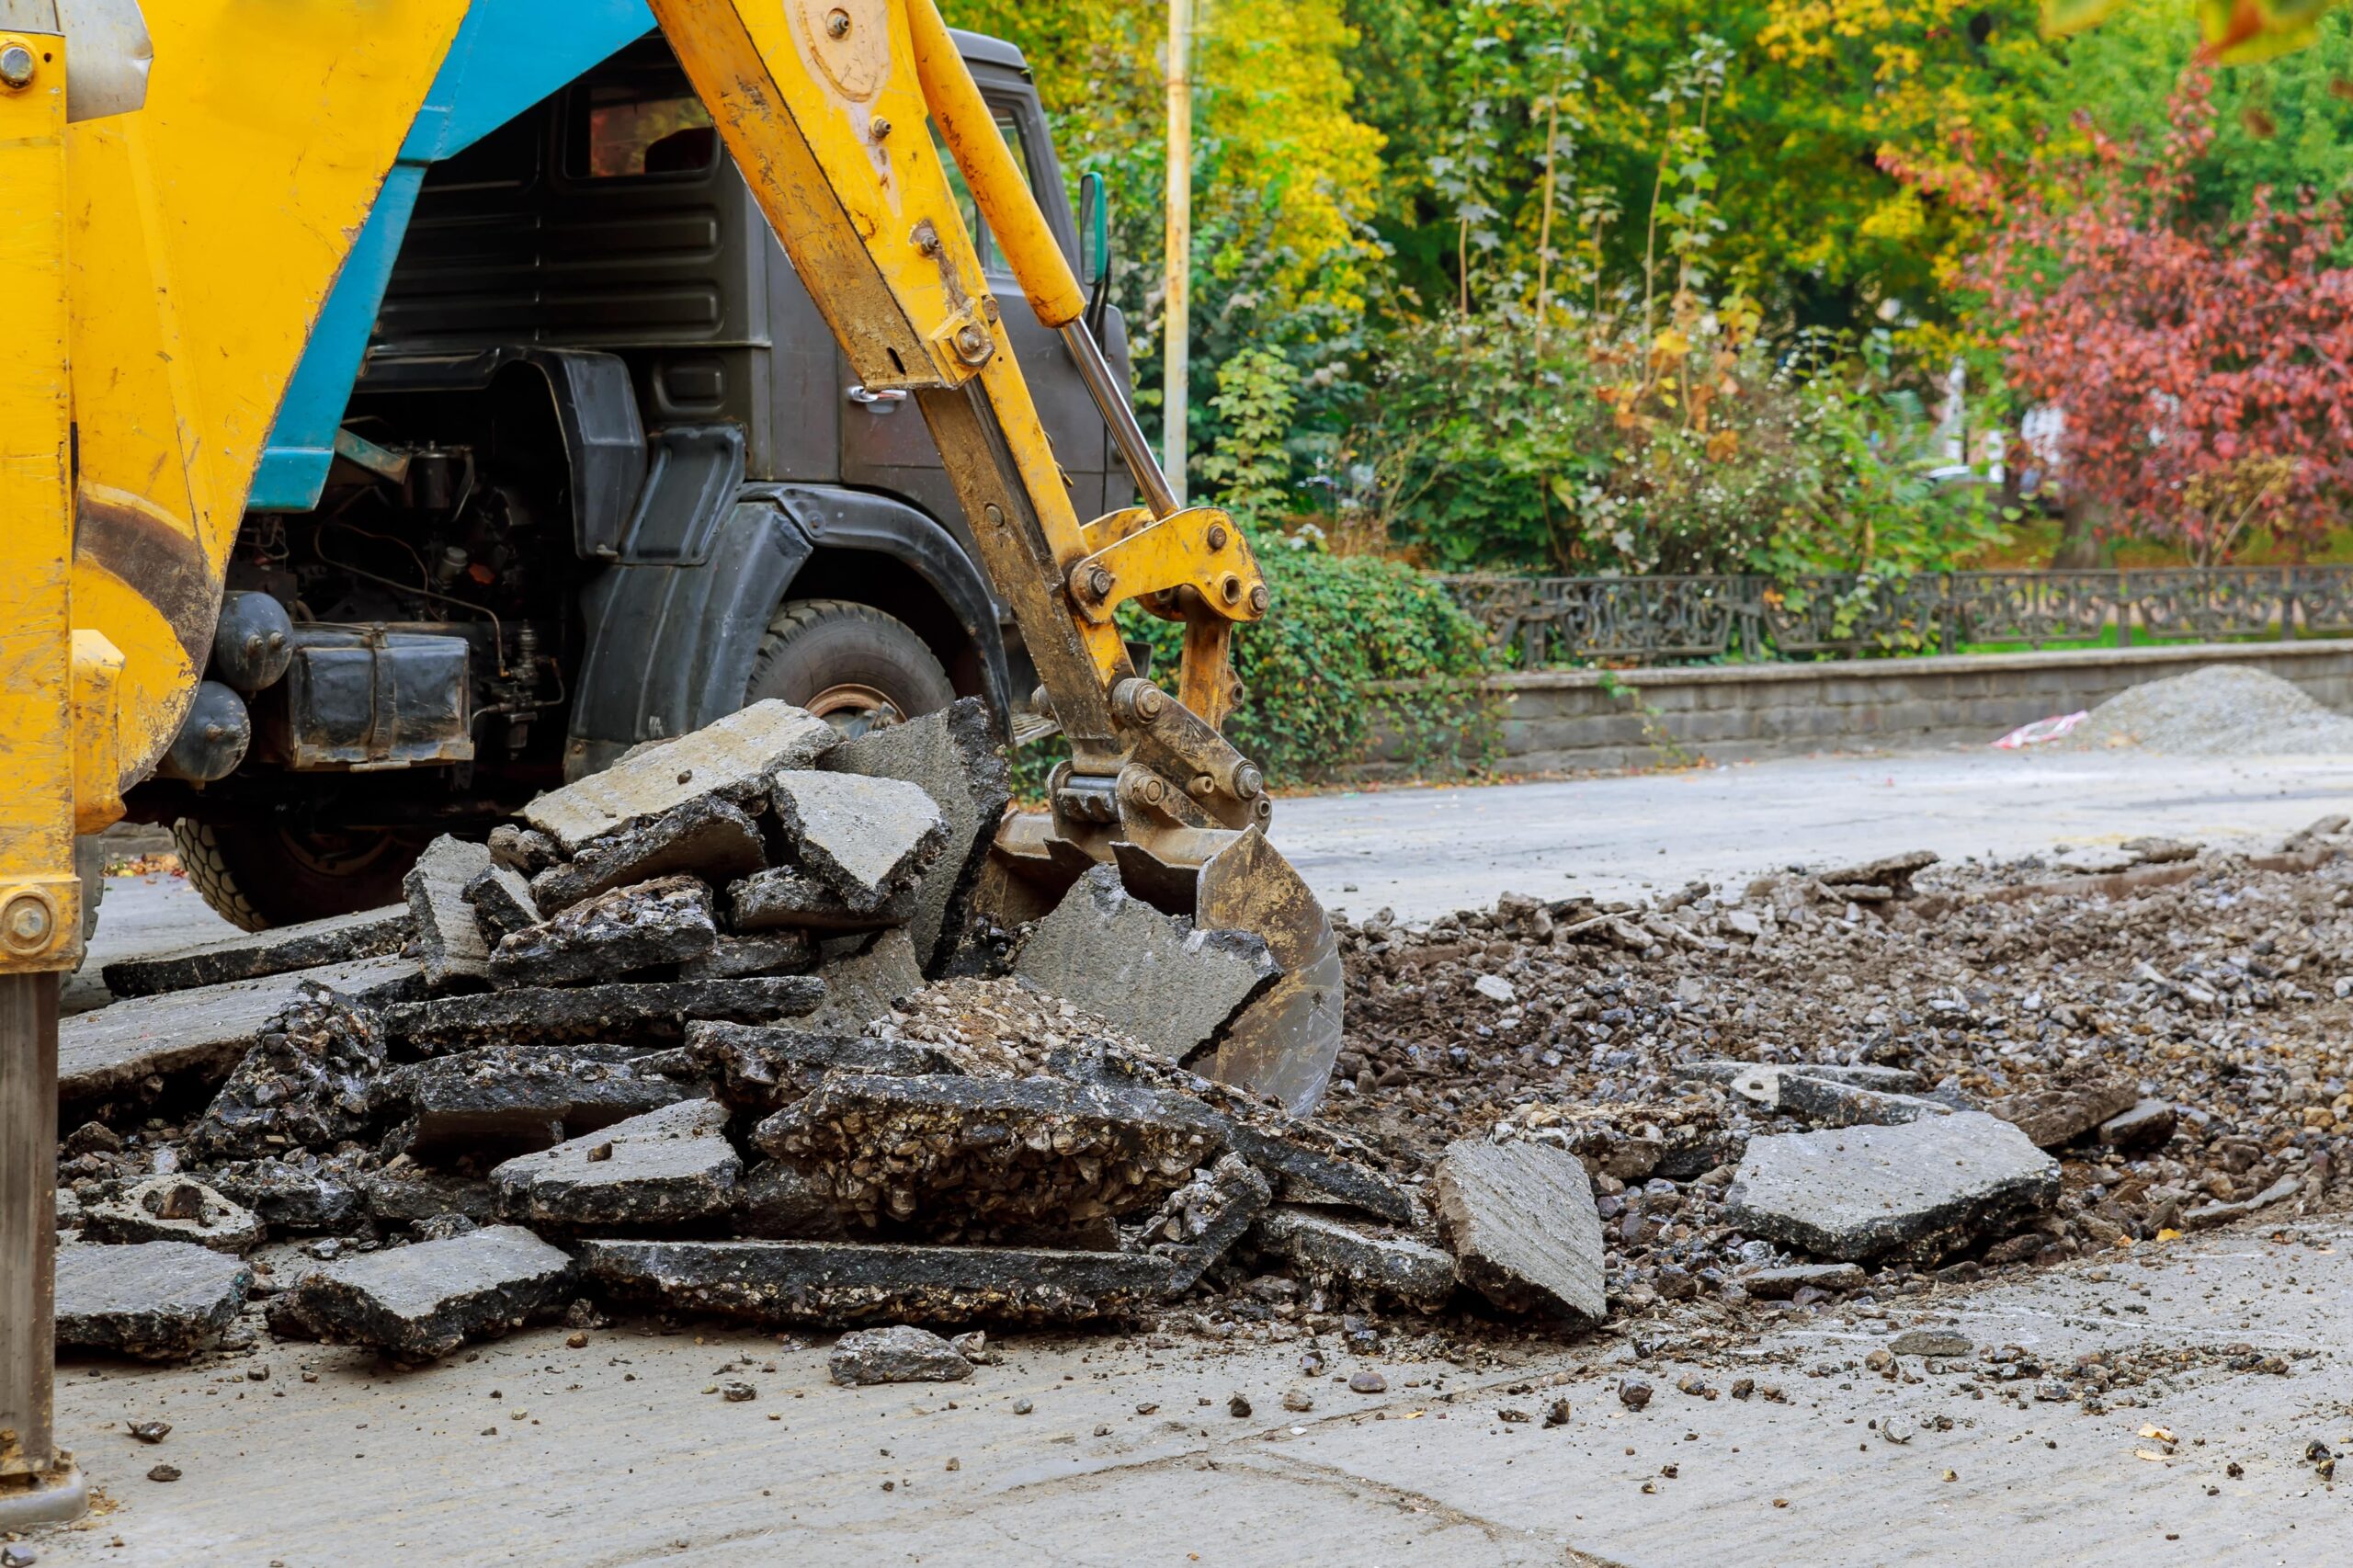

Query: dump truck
[0,0,1337,1525]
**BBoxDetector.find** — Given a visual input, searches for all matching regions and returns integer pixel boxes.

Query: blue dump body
[249,0,658,511]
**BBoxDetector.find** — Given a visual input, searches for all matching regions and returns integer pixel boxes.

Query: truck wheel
[172,819,426,932]
[745,598,956,739]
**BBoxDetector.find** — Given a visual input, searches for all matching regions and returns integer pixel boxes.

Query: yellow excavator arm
[2,0,1332,1516]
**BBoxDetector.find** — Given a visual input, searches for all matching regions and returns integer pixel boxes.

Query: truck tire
[745,598,956,739]
[172,819,425,932]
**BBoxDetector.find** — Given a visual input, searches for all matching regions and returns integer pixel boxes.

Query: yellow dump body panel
[63,0,471,793]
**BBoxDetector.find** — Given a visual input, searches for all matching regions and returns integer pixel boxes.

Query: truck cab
[132,17,1130,928]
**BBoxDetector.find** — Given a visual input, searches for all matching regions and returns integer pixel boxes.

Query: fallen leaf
[2155,1228,2184,1242]
[2135,1449,2170,1462]
[2140,1426,2176,1444]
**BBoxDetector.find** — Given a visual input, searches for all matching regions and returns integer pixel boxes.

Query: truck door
[835,90,1112,548]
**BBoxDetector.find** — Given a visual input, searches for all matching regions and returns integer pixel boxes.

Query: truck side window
[931,109,1029,278]
[568,80,718,179]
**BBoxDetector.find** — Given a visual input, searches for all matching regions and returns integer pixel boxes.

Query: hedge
[1015,548,1499,795]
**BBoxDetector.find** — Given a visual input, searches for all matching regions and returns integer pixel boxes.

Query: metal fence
[1441,566,2353,667]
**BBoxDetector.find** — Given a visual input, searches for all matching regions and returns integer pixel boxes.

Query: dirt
[1298,824,2351,1330]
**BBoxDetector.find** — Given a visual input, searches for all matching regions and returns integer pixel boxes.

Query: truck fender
[768,484,1015,728]
[564,480,1017,779]
[565,493,813,780]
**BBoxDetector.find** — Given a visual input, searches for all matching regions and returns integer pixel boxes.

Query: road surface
[36,1213,2352,1567]
[1276,749,2353,924]
[80,751,2353,994]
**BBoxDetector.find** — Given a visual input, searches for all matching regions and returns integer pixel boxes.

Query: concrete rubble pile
[51,699,1608,1369]
[51,717,2353,1375]
[1323,823,2353,1322]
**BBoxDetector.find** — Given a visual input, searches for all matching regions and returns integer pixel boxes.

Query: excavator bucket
[994,815,1346,1116]
[1188,827,1347,1113]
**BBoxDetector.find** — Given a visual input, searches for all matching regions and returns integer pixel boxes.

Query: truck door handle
[847,384,909,411]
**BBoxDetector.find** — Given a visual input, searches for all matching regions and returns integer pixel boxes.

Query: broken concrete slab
[1216,1120,1418,1227]
[201,1157,367,1234]
[186,984,383,1161]
[2182,1173,2302,1232]
[799,928,926,1035]
[523,699,835,852]
[685,1021,952,1113]
[488,823,561,876]
[379,977,824,1054]
[754,1073,1225,1236]
[274,1225,574,1361]
[60,956,418,1110]
[490,1099,740,1229]
[679,932,813,981]
[1139,1153,1271,1292]
[1813,849,1938,895]
[1012,866,1281,1063]
[1685,1061,1927,1110]
[1431,1140,1605,1323]
[381,1043,702,1163]
[579,1238,1178,1325]
[735,1160,851,1241]
[100,905,409,999]
[767,770,947,914]
[1888,1327,1973,1358]
[529,796,768,915]
[1775,1074,1953,1131]
[79,1176,264,1254]
[462,864,541,946]
[2099,1098,2178,1152]
[53,1241,253,1362]
[1722,1111,2062,1264]
[1250,1206,1457,1312]
[728,865,915,933]
[404,835,497,990]
[1736,1261,1867,1300]
[489,875,718,988]
[1050,1032,1419,1226]
[1989,1075,2143,1150]
[362,1166,496,1227]
[828,1324,972,1386]
[819,698,1010,970]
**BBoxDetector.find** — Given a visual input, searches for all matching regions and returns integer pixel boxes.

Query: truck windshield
[570,80,718,179]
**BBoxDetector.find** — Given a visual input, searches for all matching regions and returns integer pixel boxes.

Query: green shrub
[1012,546,1499,797]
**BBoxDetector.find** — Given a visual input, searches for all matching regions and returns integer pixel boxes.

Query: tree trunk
[2049,496,2104,570]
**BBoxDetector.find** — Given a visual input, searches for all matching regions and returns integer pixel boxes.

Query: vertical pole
[1163,0,1193,509]
[0,978,60,1485]
[0,20,88,1527]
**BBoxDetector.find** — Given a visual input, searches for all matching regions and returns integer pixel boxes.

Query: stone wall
[1359,641,2353,778]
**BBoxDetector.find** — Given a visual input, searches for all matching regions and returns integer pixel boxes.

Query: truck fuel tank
[253,627,474,771]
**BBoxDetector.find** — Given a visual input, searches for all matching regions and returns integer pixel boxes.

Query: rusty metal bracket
[1067,505,1268,629]
[1108,676,1268,834]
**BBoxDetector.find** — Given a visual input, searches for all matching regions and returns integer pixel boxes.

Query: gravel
[2055,665,2353,756]
[1315,823,2353,1323]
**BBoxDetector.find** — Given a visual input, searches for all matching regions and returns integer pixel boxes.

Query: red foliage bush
[1980,69,2353,562]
